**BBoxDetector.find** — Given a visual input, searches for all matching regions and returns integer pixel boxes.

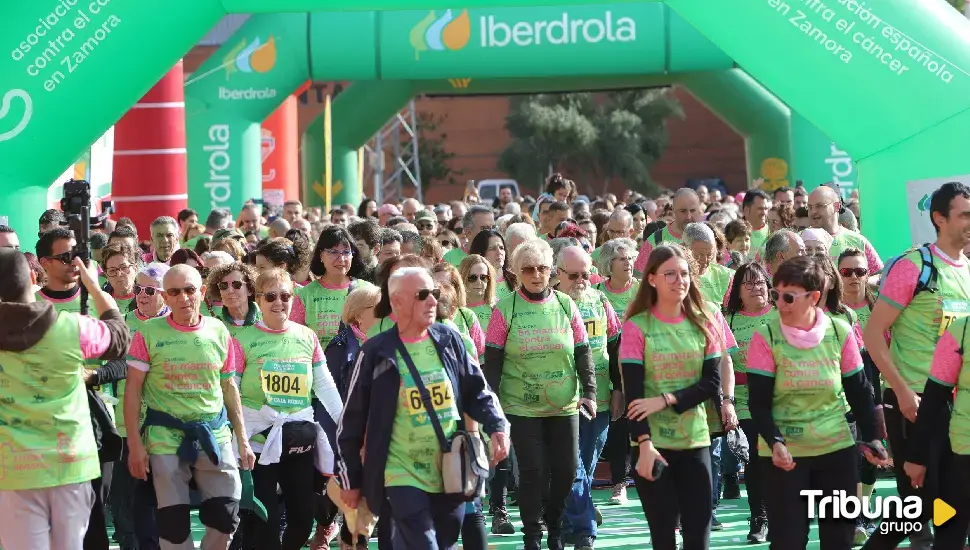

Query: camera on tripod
[59,179,114,315]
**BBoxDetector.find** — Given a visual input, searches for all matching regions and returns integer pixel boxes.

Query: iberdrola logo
[410,9,472,60]
[223,35,277,79]
[917,193,932,215]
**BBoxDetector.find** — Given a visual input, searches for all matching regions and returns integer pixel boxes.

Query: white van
[476,179,520,203]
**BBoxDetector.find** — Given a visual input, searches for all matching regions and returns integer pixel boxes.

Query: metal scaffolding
[362,100,422,204]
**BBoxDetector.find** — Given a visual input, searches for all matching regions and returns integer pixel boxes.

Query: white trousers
[0,481,95,550]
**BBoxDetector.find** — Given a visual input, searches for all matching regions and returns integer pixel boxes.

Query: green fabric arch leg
[790,112,856,195]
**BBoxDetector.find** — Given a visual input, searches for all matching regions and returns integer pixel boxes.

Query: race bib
[584,318,604,339]
[405,371,458,424]
[260,360,311,409]
[940,299,970,337]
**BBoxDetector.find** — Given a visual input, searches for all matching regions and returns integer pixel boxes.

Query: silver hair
[511,238,554,272]
[549,237,578,262]
[150,216,178,231]
[462,205,493,233]
[764,229,798,265]
[555,245,590,270]
[504,202,522,215]
[681,222,715,246]
[609,209,633,224]
[504,222,536,243]
[138,262,170,286]
[673,187,699,201]
[838,209,858,232]
[201,251,233,266]
[388,266,430,296]
[596,238,638,278]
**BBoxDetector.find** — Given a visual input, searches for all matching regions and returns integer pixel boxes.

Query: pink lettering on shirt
[930,330,962,386]
[879,258,919,308]
[864,241,884,272]
[840,326,864,374]
[570,302,589,346]
[745,332,775,376]
[605,300,621,339]
[633,241,654,275]
[620,320,646,363]
[468,316,486,357]
[222,335,240,375]
[290,295,307,325]
[485,308,510,348]
[78,315,112,360]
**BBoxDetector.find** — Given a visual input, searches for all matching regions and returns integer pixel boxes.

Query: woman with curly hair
[205,261,260,332]
[254,237,313,286]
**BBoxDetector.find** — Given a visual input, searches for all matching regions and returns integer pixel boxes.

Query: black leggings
[605,417,631,484]
[489,457,510,509]
[632,445,712,550]
[252,451,317,550]
[762,445,857,550]
[738,419,765,519]
[508,414,579,541]
[461,507,488,550]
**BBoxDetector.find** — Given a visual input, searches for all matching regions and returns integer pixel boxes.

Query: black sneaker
[723,478,741,500]
[748,516,768,543]
[547,533,564,550]
[574,535,595,550]
[711,514,724,531]
[491,509,515,535]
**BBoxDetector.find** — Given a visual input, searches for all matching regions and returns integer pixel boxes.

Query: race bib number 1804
[261,360,311,409]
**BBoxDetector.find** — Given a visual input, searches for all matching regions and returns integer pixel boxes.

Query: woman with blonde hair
[431,262,485,358]
[459,254,497,331]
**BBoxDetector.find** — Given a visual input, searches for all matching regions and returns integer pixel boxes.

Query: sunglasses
[466,274,490,283]
[133,285,161,296]
[769,289,813,304]
[521,265,551,276]
[165,286,198,297]
[417,222,435,230]
[839,267,869,278]
[218,281,245,291]
[46,251,74,264]
[562,270,591,281]
[416,288,442,301]
[258,292,292,303]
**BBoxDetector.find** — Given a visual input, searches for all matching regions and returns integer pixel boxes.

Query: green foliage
[499,89,684,197]
[947,0,966,12]
[406,112,465,193]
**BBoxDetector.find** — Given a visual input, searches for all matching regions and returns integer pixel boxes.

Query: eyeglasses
[840,267,869,278]
[416,288,442,301]
[466,274,490,283]
[106,264,133,277]
[439,240,455,249]
[742,279,768,290]
[807,202,834,212]
[199,267,210,278]
[218,281,245,291]
[614,256,634,264]
[324,248,353,258]
[521,265,551,276]
[258,292,292,303]
[416,222,435,231]
[133,285,160,296]
[165,286,198,297]
[661,271,690,284]
[46,251,73,264]
[769,289,813,304]
[561,270,591,281]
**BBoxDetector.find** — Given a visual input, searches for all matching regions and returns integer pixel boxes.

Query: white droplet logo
[0,90,32,142]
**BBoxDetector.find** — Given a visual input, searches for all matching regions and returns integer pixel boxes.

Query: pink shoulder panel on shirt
[290,294,307,325]
[570,302,588,346]
[468,317,486,357]
[128,332,150,363]
[863,240,884,272]
[485,308,509,348]
[745,332,776,375]
[634,240,654,275]
[722,276,734,310]
[840,327,864,374]
[930,330,962,385]
[712,310,737,352]
[879,258,919,308]
[78,315,112,360]
[619,320,645,362]
[604,299,622,338]
[223,335,242,375]
[312,335,326,364]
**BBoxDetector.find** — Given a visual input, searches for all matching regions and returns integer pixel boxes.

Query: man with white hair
[504,222,537,260]
[267,217,290,240]
[634,188,702,275]
[146,216,180,264]
[593,210,634,263]
[444,205,495,267]
[763,229,806,276]
[125,264,254,550]
[338,267,509,550]
[401,198,423,223]
[238,204,267,239]
[683,223,735,307]
[291,217,313,237]
[282,200,304,224]
[555,246,622,550]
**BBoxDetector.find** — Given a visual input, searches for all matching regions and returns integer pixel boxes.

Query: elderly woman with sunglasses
[483,238,595,550]
[746,255,888,550]
[229,268,342,550]
[206,261,261,332]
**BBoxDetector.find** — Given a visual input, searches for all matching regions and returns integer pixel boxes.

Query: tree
[402,112,465,194]
[498,89,684,197]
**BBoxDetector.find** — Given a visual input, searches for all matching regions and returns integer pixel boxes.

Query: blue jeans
[562,412,610,538]
[386,486,465,550]
[710,437,722,511]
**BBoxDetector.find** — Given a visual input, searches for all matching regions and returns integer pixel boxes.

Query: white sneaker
[608,484,627,505]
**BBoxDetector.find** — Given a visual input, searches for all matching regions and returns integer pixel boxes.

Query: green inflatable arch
[185,7,794,213]
[0,0,967,257]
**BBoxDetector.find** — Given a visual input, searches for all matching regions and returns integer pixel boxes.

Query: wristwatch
[724,396,736,405]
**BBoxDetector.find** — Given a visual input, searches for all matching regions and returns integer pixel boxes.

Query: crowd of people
[1,172,970,550]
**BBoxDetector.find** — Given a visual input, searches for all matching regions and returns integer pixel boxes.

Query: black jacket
[336,323,507,507]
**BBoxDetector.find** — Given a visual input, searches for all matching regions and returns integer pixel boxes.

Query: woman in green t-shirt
[482,238,596,550]
[470,229,517,299]
[253,236,313,287]
[619,244,728,550]
[723,262,774,543]
[746,255,888,550]
[459,254,497,335]
[102,241,139,312]
[432,262,484,358]
[206,261,260,332]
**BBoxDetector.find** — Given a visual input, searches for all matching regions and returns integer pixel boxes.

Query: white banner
[905,174,970,247]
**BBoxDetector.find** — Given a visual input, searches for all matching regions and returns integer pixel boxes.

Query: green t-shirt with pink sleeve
[727,307,775,421]
[927,316,970,454]
[594,279,640,321]
[573,289,623,412]
[746,314,861,458]
[829,227,884,272]
[698,263,735,309]
[292,278,373,350]
[619,308,724,450]
[233,322,326,413]
[485,290,589,417]
[126,316,237,455]
[633,226,683,276]
[878,246,970,392]
[0,311,112,491]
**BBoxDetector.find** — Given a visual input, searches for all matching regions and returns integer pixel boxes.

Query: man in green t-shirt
[0,250,130,550]
[741,189,772,261]
[864,182,970,549]
[35,227,83,313]
[808,185,884,281]
[338,267,509,550]
[125,265,255,550]
[634,187,702,275]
